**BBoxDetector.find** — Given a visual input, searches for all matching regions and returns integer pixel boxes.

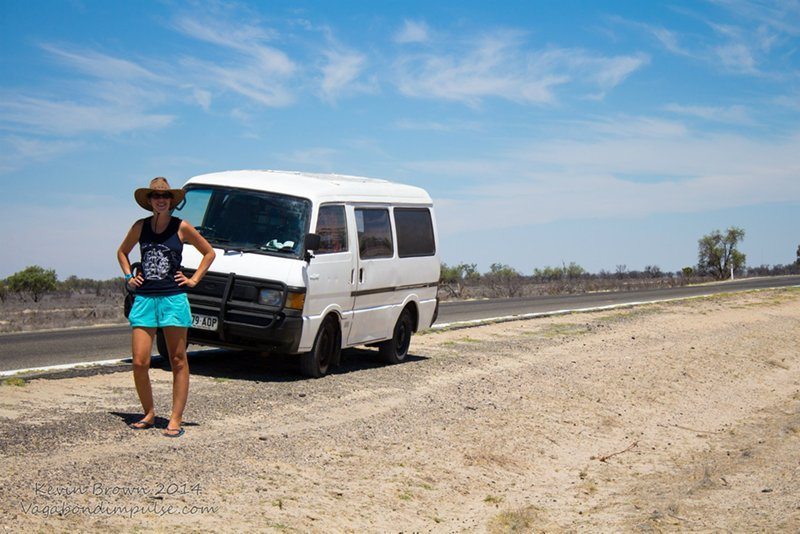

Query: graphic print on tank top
[141,243,178,280]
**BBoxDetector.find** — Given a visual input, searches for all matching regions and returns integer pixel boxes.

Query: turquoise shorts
[128,293,192,328]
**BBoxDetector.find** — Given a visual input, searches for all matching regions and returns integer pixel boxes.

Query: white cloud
[406,119,800,235]
[0,44,177,139]
[714,42,757,73]
[651,27,693,56]
[180,57,295,107]
[664,103,752,124]
[172,16,282,56]
[0,136,84,174]
[173,15,297,108]
[709,0,800,37]
[395,31,647,105]
[395,20,430,44]
[40,44,165,82]
[621,3,798,77]
[192,88,212,110]
[320,48,372,101]
[393,118,482,132]
[0,96,174,136]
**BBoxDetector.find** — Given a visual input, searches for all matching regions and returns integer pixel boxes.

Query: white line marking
[0,357,133,377]
[431,287,799,330]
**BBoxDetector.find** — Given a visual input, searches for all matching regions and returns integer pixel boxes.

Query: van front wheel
[300,317,340,378]
[379,309,413,364]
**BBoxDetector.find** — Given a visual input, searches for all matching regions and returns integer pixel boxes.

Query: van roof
[183,169,433,205]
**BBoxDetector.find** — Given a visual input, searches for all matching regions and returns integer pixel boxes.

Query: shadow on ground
[108,412,201,430]
[157,347,429,383]
[25,347,428,383]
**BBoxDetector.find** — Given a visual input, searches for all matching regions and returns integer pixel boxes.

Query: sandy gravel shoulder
[1,288,799,532]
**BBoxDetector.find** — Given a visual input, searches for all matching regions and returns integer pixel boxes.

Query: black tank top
[137,216,184,296]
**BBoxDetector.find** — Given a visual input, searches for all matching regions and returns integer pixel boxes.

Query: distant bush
[440,262,479,299]
[5,265,57,302]
[484,263,523,298]
[58,275,122,296]
[746,264,800,276]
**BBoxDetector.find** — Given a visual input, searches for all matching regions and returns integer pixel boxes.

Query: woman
[117,177,216,437]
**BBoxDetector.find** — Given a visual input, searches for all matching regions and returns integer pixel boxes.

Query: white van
[169,170,440,377]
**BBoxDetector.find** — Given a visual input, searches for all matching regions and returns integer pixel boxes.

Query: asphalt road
[1,275,799,373]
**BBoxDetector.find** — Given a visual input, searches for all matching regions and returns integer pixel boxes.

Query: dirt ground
[1,288,799,532]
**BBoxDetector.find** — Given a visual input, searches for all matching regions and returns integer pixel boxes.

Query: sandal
[163,427,185,438]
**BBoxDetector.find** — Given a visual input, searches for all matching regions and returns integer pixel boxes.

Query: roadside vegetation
[0,227,798,332]
[441,227,799,300]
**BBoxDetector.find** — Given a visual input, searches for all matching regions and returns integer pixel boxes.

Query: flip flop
[163,427,185,438]
[129,420,154,430]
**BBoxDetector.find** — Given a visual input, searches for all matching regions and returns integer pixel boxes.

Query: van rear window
[355,208,393,259]
[395,208,436,258]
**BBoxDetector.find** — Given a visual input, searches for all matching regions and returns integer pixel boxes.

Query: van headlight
[258,288,283,306]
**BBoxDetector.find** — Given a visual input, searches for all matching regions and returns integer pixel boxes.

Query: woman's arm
[117,220,144,288]
[176,220,216,288]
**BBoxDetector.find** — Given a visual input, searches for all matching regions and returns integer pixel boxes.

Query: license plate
[192,313,218,331]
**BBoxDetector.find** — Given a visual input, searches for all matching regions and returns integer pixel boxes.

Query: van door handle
[359,268,364,283]
[350,269,355,284]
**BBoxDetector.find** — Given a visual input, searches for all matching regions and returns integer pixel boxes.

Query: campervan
[161,170,440,377]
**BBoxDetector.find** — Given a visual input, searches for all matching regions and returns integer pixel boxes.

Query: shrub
[5,265,57,302]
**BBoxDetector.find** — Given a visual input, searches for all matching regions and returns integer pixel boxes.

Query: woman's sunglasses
[150,192,172,200]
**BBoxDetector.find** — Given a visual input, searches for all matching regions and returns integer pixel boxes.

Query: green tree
[440,262,479,298]
[697,227,746,280]
[0,280,6,303]
[5,265,58,302]
[484,263,523,298]
[564,262,585,280]
[533,266,563,281]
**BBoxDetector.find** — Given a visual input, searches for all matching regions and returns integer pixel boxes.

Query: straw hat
[134,177,185,211]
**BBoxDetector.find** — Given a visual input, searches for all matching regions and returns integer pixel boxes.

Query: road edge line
[0,357,134,378]
[430,288,789,331]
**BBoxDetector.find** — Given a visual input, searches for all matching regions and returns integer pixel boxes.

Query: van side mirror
[305,233,321,252]
[304,233,321,262]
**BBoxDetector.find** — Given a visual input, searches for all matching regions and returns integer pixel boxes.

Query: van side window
[355,208,393,259]
[316,205,348,254]
[395,208,436,257]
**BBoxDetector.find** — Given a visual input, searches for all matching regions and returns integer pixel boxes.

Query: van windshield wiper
[260,245,296,253]
[221,245,265,254]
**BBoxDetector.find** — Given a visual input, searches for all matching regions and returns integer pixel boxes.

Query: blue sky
[1,0,799,279]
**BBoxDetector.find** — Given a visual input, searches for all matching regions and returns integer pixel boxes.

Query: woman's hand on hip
[175,271,197,288]
[127,274,143,289]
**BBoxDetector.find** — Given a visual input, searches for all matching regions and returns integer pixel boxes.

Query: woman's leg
[131,327,156,425]
[162,326,189,432]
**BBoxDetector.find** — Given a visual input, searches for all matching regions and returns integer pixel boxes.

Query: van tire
[300,316,340,378]
[379,309,413,364]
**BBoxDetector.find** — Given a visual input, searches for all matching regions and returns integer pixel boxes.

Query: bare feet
[129,419,154,430]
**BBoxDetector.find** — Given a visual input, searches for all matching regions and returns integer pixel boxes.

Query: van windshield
[177,186,311,259]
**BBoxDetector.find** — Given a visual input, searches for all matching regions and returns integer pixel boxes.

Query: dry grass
[487,505,550,533]
[0,292,124,333]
